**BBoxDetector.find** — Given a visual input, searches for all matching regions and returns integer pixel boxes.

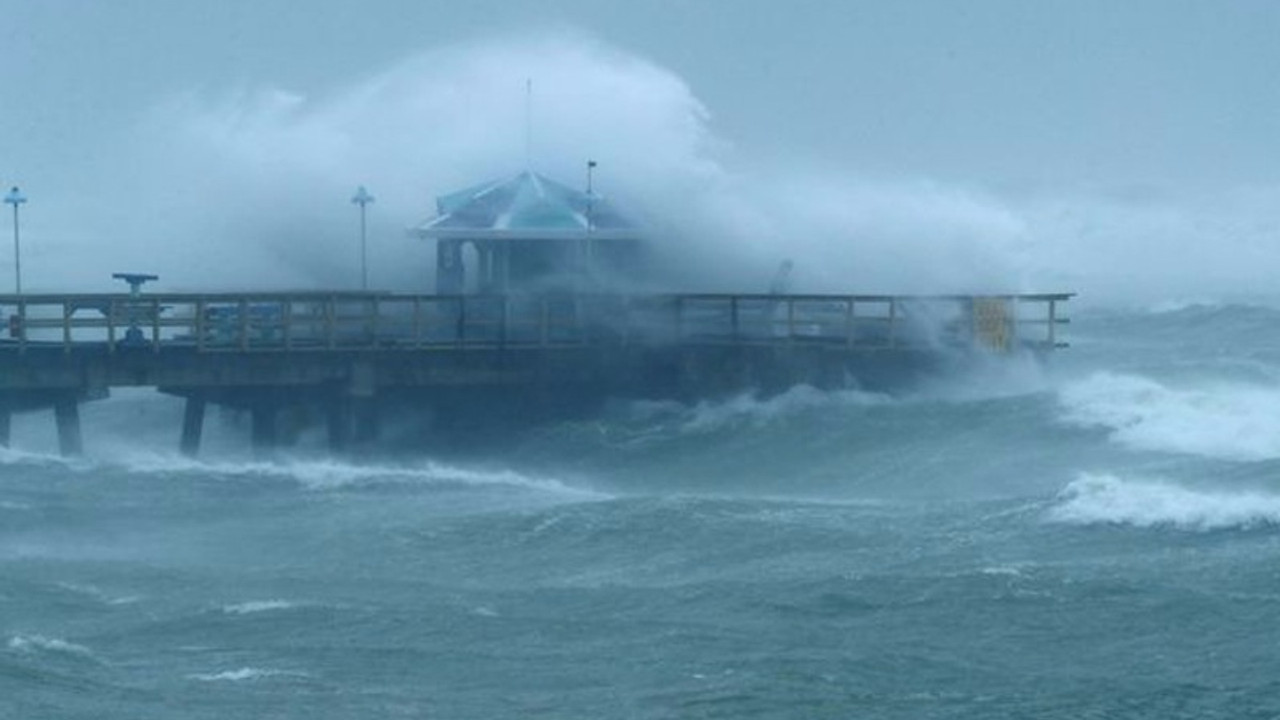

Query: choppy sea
[5,303,1280,718]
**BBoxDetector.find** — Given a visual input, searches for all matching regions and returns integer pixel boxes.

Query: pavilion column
[478,242,491,291]
[499,243,511,291]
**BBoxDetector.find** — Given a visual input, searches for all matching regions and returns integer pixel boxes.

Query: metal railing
[0,292,1072,354]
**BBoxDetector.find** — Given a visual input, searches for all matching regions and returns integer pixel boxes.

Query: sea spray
[1058,372,1280,461]
[1050,473,1280,531]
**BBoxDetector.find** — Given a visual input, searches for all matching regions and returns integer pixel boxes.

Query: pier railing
[0,292,1071,354]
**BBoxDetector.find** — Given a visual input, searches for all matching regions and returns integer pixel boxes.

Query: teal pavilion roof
[413,171,637,241]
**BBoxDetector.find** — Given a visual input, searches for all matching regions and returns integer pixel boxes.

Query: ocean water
[4,304,1280,718]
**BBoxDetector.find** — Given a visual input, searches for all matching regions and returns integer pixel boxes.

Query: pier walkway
[0,291,1070,456]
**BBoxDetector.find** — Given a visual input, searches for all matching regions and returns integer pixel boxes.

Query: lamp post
[584,161,598,282]
[585,160,597,232]
[351,185,375,291]
[4,186,26,294]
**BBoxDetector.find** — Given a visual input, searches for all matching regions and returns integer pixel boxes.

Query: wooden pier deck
[0,291,1071,456]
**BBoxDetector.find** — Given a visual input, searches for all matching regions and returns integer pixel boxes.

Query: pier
[0,291,1070,456]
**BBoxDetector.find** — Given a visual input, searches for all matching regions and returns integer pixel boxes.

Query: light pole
[4,186,26,294]
[351,185,375,291]
[585,160,597,232]
[584,161,598,282]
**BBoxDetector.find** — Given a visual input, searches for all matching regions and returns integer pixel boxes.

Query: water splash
[1058,372,1280,461]
[1049,473,1280,531]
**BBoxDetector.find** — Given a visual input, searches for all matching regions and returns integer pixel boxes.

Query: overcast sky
[1,0,1277,301]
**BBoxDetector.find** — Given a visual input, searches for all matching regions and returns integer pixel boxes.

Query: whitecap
[188,667,306,682]
[680,384,889,434]
[979,565,1026,577]
[222,599,295,615]
[1049,473,1280,531]
[1058,372,1280,461]
[7,634,95,659]
[54,582,141,606]
[98,451,607,499]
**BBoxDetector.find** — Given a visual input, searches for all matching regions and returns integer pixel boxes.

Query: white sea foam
[1049,474,1280,531]
[222,600,296,615]
[1058,372,1280,461]
[680,384,890,433]
[99,451,604,499]
[189,667,305,682]
[7,634,95,659]
[0,446,74,468]
[54,582,141,606]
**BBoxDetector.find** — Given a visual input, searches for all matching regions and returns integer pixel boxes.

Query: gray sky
[1,0,1278,302]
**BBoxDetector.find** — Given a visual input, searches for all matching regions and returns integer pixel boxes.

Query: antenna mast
[524,78,533,169]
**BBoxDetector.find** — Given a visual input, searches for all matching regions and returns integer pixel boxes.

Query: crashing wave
[1049,473,1280,531]
[1058,372,1280,461]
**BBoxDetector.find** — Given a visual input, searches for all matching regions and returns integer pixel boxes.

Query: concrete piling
[180,395,207,458]
[326,395,350,452]
[353,398,380,446]
[54,395,83,457]
[250,404,278,457]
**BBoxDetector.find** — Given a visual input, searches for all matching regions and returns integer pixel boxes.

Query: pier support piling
[54,396,83,457]
[250,404,278,457]
[0,404,10,448]
[353,398,380,446]
[180,395,207,458]
[326,396,350,452]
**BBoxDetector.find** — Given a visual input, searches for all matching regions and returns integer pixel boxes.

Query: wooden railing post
[238,298,249,351]
[195,298,206,352]
[622,295,633,346]
[457,297,467,348]
[1048,299,1057,347]
[325,295,336,349]
[62,300,72,352]
[282,299,292,351]
[887,299,897,348]
[107,298,116,353]
[845,297,856,349]
[539,297,549,347]
[500,295,509,347]
[151,297,161,352]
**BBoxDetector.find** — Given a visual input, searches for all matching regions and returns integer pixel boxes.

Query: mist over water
[17,31,1275,306]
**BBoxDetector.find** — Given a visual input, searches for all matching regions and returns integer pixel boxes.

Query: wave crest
[222,599,296,615]
[679,385,890,434]
[1049,474,1280,531]
[89,452,604,498]
[189,667,306,682]
[7,634,96,660]
[1058,372,1280,461]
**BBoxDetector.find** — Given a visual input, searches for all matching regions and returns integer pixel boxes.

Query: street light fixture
[4,186,27,294]
[351,186,375,291]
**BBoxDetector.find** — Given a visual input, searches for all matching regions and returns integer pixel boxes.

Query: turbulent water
[5,303,1280,718]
